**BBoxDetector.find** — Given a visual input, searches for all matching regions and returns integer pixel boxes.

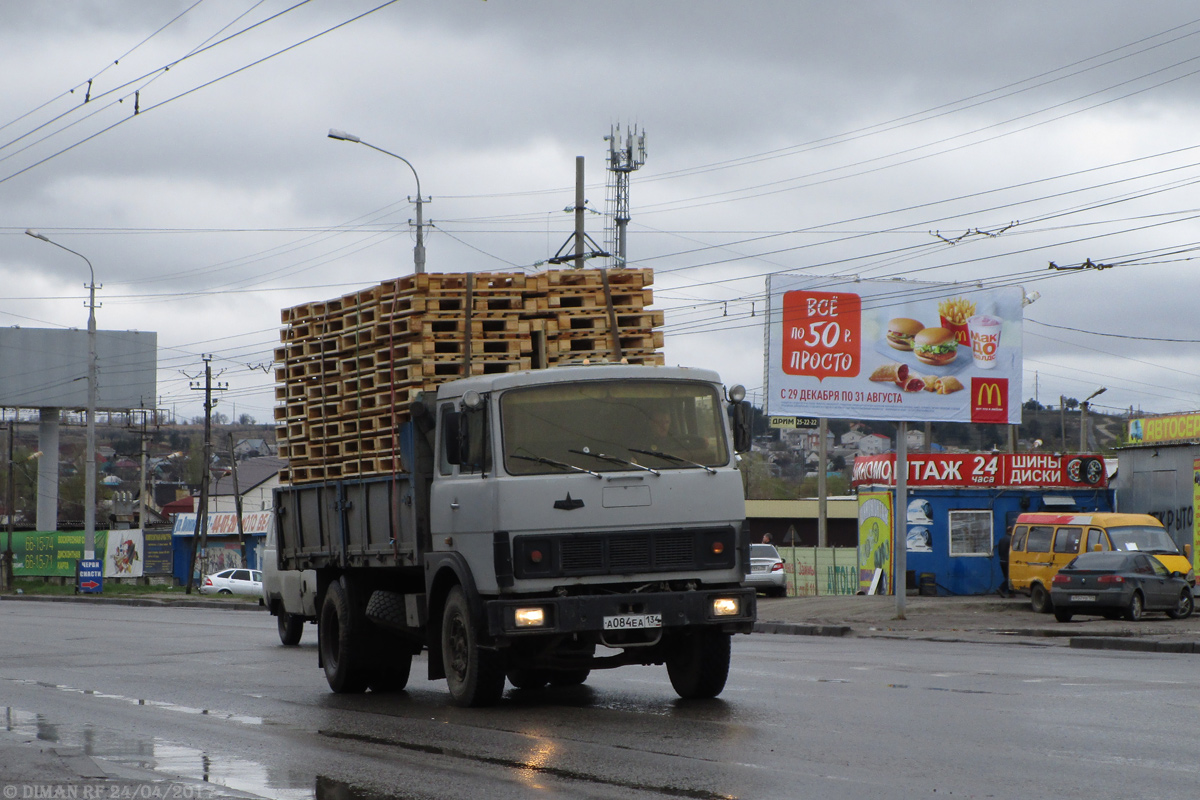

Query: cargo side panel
[342,475,419,566]
[277,483,343,569]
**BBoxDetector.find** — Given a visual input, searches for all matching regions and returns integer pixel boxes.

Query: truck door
[429,400,498,555]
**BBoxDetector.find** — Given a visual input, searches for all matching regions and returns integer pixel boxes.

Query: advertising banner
[1194,458,1200,576]
[1127,412,1200,446]
[765,275,1023,423]
[172,511,274,537]
[7,530,144,578]
[857,491,894,595]
[852,453,1107,489]
[143,531,174,575]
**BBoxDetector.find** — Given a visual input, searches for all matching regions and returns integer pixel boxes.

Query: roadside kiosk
[852,452,1115,596]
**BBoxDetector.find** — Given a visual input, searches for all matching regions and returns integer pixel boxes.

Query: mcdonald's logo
[970,377,1009,424]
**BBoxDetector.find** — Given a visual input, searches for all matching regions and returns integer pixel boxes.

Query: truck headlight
[711,597,740,617]
[514,607,546,627]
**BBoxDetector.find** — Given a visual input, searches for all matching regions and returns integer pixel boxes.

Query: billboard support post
[895,421,907,620]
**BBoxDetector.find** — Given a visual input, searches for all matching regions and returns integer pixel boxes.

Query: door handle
[450,501,460,510]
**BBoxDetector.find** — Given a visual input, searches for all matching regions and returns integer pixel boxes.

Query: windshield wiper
[511,453,603,479]
[629,448,717,475]
[568,448,660,476]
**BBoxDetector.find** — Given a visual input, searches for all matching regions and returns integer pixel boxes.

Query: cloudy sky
[3,1,1200,425]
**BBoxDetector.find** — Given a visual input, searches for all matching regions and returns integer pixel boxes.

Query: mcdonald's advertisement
[765,274,1023,423]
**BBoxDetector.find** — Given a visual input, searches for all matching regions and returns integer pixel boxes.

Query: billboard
[765,275,1023,423]
[0,328,156,410]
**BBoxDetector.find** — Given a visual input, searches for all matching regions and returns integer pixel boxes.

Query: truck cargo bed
[274,474,425,570]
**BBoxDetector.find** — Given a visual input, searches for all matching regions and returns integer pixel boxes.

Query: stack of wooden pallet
[274,268,664,482]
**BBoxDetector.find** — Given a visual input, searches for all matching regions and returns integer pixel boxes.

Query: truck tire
[548,669,590,687]
[665,629,731,700]
[441,586,505,707]
[367,644,414,693]
[506,668,549,690]
[320,581,369,694]
[277,612,304,646]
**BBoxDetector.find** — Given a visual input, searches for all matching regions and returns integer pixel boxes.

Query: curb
[1069,636,1200,653]
[753,621,851,637]
[0,593,263,612]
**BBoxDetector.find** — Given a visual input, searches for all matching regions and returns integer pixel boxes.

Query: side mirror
[1186,544,1194,561]
[730,402,751,454]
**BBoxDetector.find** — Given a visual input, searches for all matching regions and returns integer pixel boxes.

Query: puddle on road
[2,706,441,800]
[3,705,311,799]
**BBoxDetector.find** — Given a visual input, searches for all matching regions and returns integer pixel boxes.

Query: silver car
[744,544,787,597]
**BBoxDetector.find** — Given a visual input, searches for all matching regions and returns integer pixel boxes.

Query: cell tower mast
[604,124,646,268]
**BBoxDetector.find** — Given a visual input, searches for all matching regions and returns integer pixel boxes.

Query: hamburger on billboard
[765,274,1024,424]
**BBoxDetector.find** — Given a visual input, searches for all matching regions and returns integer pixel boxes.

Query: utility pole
[185,355,227,593]
[574,156,586,269]
[3,412,14,593]
[228,433,247,567]
[129,408,154,530]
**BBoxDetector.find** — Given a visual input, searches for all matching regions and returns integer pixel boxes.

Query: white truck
[264,363,755,706]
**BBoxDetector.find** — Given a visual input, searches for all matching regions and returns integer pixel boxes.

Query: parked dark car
[1049,551,1193,622]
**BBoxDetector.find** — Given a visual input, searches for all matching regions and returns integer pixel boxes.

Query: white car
[199,568,263,597]
[744,544,787,597]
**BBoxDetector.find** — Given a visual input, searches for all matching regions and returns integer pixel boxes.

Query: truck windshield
[500,379,729,475]
[1106,525,1180,554]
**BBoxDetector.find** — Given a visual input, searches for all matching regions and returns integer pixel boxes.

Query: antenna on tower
[604,124,646,268]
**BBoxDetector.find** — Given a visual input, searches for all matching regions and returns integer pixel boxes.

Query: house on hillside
[857,433,891,455]
[233,438,275,460]
[208,456,286,514]
[840,430,866,448]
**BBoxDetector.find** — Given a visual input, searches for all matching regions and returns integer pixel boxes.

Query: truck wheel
[666,629,731,700]
[548,669,590,687]
[320,581,369,694]
[506,668,549,690]
[368,644,414,693]
[277,612,304,646]
[442,586,505,707]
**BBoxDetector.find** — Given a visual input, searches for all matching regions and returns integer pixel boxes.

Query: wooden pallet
[275,268,662,480]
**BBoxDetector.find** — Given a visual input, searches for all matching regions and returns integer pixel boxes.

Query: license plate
[603,614,662,631]
[751,565,768,573]
[1069,595,1096,602]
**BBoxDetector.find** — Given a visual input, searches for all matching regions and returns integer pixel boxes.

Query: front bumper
[485,587,757,639]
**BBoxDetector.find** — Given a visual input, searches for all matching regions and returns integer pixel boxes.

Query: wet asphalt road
[1,600,1198,799]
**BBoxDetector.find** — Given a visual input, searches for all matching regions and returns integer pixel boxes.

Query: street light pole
[328,129,426,274]
[25,230,99,559]
[1079,387,1106,453]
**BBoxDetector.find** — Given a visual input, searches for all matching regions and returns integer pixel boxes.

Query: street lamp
[1080,387,1106,453]
[25,229,99,559]
[328,129,426,274]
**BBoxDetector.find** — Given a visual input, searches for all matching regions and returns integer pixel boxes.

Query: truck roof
[435,363,726,398]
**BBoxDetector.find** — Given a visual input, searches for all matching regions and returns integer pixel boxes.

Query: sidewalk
[751,593,1200,652]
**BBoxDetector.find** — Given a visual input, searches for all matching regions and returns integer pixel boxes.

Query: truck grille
[512,527,736,579]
